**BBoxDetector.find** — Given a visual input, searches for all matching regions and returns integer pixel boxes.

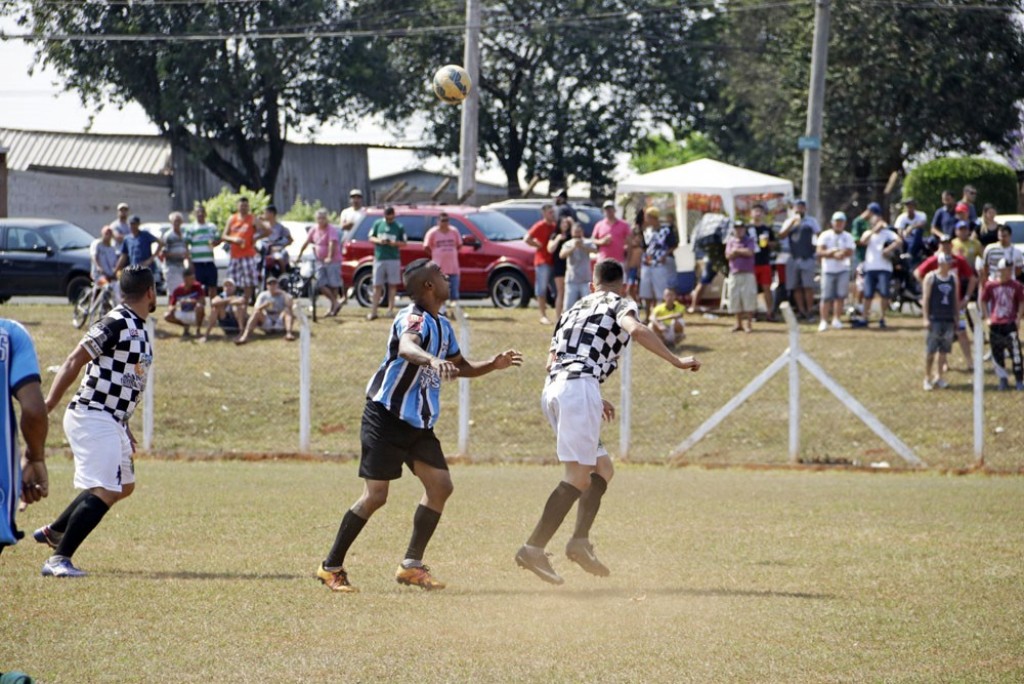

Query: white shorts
[261,312,286,331]
[64,407,135,492]
[541,375,608,466]
[175,309,197,326]
[660,321,685,343]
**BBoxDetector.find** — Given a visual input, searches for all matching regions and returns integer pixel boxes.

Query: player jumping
[317,258,522,592]
[516,259,701,584]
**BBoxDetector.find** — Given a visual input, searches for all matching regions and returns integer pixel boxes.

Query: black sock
[50,491,92,534]
[324,510,368,570]
[54,493,109,559]
[526,481,582,549]
[404,504,442,562]
[572,473,608,540]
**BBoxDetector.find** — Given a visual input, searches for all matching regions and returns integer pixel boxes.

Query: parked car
[482,198,604,237]
[0,218,94,303]
[343,206,537,308]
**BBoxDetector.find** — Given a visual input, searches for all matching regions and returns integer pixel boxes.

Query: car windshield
[466,211,527,241]
[43,222,94,250]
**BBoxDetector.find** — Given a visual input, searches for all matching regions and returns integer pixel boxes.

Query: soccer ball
[432,64,472,105]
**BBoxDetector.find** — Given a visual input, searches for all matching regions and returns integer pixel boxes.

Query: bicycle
[72,276,116,328]
[280,253,318,322]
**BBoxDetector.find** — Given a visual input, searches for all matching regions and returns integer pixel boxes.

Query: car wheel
[65,275,92,303]
[489,270,531,309]
[352,268,385,308]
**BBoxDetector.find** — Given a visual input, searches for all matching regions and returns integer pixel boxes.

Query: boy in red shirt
[980,258,1024,390]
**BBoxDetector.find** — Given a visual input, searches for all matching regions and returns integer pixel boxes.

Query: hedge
[902,157,1018,218]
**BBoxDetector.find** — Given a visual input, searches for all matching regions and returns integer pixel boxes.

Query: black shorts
[359,400,447,481]
[193,262,218,289]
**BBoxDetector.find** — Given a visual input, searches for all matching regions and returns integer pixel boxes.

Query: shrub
[191,186,273,229]
[281,195,338,223]
[902,157,1018,217]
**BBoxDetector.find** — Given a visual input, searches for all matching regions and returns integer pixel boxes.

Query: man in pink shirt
[592,201,630,265]
[423,211,464,316]
[297,209,344,316]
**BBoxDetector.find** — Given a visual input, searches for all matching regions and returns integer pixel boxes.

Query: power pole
[458,0,481,206]
[801,0,829,221]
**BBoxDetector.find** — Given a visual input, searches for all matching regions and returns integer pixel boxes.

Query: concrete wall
[8,170,172,235]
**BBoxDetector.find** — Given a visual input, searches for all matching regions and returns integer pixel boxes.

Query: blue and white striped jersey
[2,319,42,548]
[365,305,461,429]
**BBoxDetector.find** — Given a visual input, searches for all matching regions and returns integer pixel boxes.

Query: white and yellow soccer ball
[432,64,472,105]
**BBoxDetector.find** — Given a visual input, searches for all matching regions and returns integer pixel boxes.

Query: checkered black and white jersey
[548,291,638,383]
[70,305,152,423]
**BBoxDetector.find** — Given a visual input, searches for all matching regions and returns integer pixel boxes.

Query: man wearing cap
[748,203,777,321]
[115,215,162,275]
[592,201,630,265]
[816,211,856,331]
[857,208,901,329]
[921,252,960,390]
[778,199,820,321]
[553,189,578,224]
[107,202,132,244]
[163,266,206,337]
[952,220,982,274]
[725,219,757,333]
[262,204,294,279]
[931,190,959,240]
[915,235,976,369]
[894,198,928,269]
[340,189,366,246]
[980,258,1024,390]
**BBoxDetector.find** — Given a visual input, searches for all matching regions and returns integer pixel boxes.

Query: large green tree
[12,0,389,195]
[357,0,717,198]
[689,0,1024,210]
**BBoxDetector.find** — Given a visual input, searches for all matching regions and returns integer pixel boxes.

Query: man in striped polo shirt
[185,204,222,299]
[316,258,522,593]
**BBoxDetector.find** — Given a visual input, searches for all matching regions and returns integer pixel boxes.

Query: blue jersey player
[1,319,49,555]
[317,258,522,592]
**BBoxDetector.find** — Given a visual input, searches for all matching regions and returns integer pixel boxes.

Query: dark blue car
[0,219,94,303]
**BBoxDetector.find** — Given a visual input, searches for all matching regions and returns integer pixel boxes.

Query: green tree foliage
[903,158,1019,218]
[13,1,390,195]
[281,195,328,223]
[699,0,1024,211]
[631,132,722,174]
[356,0,714,198]
[195,186,271,231]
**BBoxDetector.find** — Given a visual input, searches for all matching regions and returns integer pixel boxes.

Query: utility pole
[801,0,829,222]
[458,0,481,206]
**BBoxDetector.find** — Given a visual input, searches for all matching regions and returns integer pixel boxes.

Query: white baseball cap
[831,211,847,222]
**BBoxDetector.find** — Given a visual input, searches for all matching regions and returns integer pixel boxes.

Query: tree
[903,157,1019,218]
[630,132,722,174]
[694,0,1024,212]
[356,0,715,198]
[12,1,390,197]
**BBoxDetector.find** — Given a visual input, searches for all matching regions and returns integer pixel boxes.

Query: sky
[0,18,467,182]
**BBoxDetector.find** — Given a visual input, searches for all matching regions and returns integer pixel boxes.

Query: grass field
[5,301,1022,471]
[2,459,1023,682]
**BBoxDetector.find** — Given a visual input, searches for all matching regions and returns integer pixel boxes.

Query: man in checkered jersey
[516,259,701,584]
[35,266,156,577]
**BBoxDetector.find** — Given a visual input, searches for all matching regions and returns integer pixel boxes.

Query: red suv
[342,205,538,309]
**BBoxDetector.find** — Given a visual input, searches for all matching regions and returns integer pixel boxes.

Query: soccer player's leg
[567,454,613,577]
[318,478,388,593]
[396,455,452,590]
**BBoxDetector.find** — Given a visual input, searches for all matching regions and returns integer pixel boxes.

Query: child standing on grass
[921,253,960,391]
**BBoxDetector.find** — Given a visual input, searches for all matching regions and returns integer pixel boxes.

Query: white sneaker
[831,318,843,330]
[923,379,933,391]
[817,320,829,332]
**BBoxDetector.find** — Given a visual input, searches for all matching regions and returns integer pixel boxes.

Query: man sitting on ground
[235,277,296,344]
[164,267,206,337]
[199,278,247,343]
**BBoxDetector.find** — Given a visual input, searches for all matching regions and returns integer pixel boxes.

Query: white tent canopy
[616,158,794,217]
